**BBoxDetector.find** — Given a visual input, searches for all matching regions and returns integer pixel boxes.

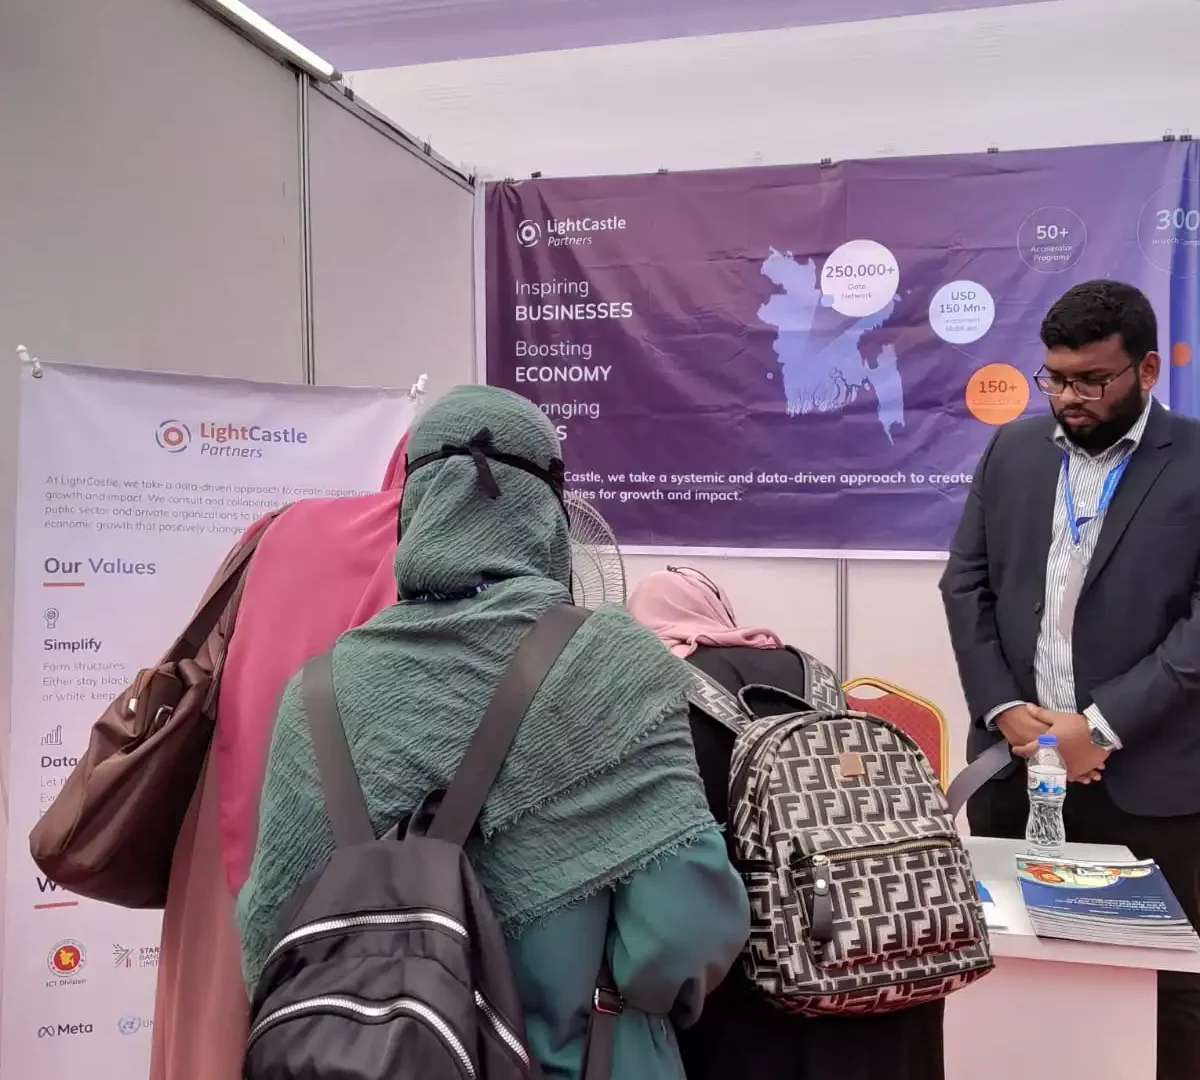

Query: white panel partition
[0,0,308,999]
[307,84,476,396]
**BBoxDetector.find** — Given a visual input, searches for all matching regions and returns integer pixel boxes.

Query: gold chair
[842,677,949,789]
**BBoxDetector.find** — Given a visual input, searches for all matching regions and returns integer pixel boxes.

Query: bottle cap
[1037,733,1058,746]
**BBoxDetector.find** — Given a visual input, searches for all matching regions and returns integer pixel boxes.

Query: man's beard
[1054,381,1145,452]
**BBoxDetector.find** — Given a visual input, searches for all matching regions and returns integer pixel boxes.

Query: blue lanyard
[1061,451,1130,547]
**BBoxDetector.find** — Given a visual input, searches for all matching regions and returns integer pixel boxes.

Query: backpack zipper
[804,837,954,866]
[247,994,476,1078]
[475,989,531,1068]
[265,910,467,965]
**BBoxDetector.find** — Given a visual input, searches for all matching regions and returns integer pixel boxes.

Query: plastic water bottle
[1025,733,1067,857]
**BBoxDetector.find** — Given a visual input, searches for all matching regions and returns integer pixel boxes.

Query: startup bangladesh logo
[155,420,191,453]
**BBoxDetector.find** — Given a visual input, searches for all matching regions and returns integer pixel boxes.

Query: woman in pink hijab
[149,434,410,1080]
[627,567,946,1080]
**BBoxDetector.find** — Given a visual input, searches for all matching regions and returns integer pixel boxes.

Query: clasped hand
[994,704,1109,784]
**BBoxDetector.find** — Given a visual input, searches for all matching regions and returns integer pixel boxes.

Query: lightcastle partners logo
[516,215,627,248]
[153,418,310,460]
[155,420,191,453]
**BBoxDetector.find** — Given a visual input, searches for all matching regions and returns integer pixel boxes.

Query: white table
[945,837,1200,1080]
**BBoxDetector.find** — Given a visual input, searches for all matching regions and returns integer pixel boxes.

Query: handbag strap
[164,507,287,664]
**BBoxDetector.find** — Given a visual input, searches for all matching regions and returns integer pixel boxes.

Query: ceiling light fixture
[192,0,340,82]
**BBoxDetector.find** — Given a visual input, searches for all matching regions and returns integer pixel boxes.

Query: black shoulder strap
[302,650,375,847]
[301,604,591,849]
[428,604,590,846]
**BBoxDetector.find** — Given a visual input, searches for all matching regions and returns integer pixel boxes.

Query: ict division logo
[47,939,86,986]
[155,420,191,453]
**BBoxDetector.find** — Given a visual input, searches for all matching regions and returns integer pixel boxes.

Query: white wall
[350,0,1200,773]
[350,0,1200,180]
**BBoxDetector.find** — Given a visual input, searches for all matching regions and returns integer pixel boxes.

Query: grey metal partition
[306,82,476,394]
[0,0,477,899]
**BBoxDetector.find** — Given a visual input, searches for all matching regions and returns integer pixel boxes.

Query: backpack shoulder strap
[428,604,590,847]
[302,650,375,848]
[685,665,747,734]
[783,646,846,712]
[946,739,1013,818]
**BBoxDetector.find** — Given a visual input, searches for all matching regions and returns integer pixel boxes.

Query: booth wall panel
[0,0,308,932]
[307,88,475,397]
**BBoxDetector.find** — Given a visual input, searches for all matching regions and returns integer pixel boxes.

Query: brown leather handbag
[29,515,281,909]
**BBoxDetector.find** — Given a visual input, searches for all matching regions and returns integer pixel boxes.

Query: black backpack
[245,604,621,1080]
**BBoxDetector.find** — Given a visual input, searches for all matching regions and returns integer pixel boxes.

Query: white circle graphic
[929,280,996,345]
[819,239,900,317]
[516,219,541,248]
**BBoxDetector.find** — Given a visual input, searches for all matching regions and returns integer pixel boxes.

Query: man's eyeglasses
[1034,361,1137,402]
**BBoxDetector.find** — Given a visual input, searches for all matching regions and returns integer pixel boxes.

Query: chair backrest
[842,677,949,789]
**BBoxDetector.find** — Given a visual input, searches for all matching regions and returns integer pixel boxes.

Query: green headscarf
[237,385,715,984]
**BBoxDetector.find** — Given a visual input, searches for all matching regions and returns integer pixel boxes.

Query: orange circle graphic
[965,363,1030,426]
[1172,342,1192,368]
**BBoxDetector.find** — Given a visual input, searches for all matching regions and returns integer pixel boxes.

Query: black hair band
[404,427,566,507]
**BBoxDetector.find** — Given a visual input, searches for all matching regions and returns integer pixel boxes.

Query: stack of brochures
[1015,856,1200,950]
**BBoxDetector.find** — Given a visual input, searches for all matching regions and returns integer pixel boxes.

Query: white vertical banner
[2,361,417,1079]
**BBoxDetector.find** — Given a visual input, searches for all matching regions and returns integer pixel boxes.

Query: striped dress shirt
[986,401,1153,749]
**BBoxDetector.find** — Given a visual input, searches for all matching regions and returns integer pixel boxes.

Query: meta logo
[155,420,191,453]
[37,1022,93,1038]
[117,1015,153,1035]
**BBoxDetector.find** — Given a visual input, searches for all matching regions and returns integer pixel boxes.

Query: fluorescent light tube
[192,0,340,82]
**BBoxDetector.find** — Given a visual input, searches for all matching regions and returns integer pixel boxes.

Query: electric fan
[565,492,626,608]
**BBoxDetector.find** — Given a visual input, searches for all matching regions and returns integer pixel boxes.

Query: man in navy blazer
[940,280,1200,1079]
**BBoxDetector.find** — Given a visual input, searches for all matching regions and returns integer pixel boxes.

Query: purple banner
[485,142,1200,553]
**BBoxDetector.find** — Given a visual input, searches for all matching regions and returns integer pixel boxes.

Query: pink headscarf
[627,567,783,658]
[151,433,411,1080]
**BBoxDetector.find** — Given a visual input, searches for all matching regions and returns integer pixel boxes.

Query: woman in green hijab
[236,385,749,1079]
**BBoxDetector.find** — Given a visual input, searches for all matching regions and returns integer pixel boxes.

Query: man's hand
[994,703,1049,749]
[1014,706,1109,783]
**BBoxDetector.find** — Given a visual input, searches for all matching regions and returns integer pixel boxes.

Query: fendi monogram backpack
[688,658,999,1017]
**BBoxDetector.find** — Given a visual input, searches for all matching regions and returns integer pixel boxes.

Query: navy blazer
[939,401,1200,817]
